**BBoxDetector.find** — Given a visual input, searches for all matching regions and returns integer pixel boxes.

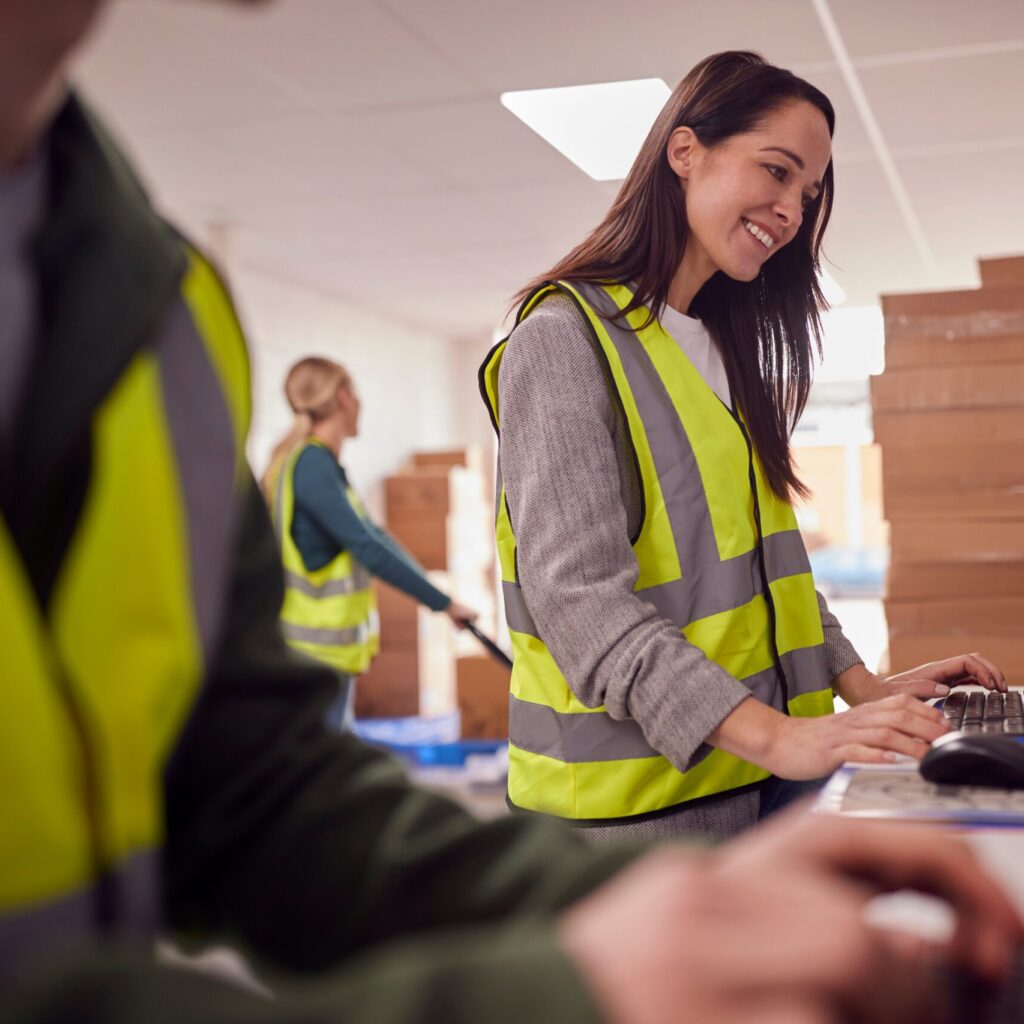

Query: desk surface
[821,687,1024,940]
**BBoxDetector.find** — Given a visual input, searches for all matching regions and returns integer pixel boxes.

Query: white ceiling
[73,0,1024,339]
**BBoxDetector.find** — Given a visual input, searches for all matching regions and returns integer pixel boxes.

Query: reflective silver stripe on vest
[762,529,812,581]
[509,694,659,762]
[639,530,810,626]
[502,580,537,635]
[158,299,238,661]
[284,570,363,598]
[353,562,372,591]
[282,622,366,646]
[495,457,505,526]
[638,554,761,630]
[573,281,721,572]
[0,850,159,977]
[505,530,811,642]
[508,645,830,764]
[782,644,830,695]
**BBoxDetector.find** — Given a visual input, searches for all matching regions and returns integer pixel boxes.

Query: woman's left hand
[835,654,1007,707]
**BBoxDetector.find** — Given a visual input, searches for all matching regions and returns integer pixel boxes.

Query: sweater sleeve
[816,590,864,681]
[498,299,753,774]
[293,446,449,611]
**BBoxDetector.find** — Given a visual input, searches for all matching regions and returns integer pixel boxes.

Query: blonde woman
[264,357,475,728]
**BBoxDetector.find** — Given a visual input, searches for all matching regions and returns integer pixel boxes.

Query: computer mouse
[920,733,1024,789]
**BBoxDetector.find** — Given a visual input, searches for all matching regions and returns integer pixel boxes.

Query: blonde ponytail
[260,410,314,499]
[260,356,349,500]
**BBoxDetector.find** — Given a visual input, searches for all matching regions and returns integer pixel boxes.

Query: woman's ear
[666,126,700,182]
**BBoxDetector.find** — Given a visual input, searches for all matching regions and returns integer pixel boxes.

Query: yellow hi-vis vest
[0,247,250,957]
[270,440,380,675]
[480,281,833,822]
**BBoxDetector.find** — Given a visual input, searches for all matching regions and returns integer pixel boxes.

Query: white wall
[227,266,485,517]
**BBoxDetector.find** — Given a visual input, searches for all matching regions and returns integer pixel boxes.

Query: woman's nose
[773,190,802,230]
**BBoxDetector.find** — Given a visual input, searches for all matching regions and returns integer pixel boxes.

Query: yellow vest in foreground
[0,247,250,943]
[480,281,832,822]
[271,440,379,675]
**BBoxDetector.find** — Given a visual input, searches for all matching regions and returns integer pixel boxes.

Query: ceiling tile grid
[73,0,1024,338]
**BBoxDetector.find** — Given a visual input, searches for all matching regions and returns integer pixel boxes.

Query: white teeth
[742,218,774,250]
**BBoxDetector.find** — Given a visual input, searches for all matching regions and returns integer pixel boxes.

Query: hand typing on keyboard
[561,807,1024,1024]
[835,653,1008,708]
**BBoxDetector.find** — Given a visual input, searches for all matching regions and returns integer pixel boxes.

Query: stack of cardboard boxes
[355,448,510,737]
[871,255,1024,678]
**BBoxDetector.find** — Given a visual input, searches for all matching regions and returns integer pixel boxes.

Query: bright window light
[501,78,671,181]
[816,305,885,382]
[818,267,847,306]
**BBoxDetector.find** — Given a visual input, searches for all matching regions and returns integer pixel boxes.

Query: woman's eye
[801,194,813,210]
[764,164,786,181]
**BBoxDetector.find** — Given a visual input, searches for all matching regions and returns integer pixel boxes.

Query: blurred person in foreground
[0,2,1021,1024]
[260,355,476,730]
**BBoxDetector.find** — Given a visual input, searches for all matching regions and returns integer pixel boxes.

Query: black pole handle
[464,621,513,670]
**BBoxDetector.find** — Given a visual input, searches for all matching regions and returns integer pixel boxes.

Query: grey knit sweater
[497,294,862,842]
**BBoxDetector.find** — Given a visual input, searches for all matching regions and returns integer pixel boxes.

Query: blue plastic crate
[354,712,507,767]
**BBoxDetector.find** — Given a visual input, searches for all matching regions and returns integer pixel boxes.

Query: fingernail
[934,684,950,696]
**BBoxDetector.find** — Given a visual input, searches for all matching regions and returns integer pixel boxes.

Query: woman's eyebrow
[759,146,822,191]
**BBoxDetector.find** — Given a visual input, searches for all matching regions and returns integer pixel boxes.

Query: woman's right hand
[445,601,478,629]
[763,695,950,780]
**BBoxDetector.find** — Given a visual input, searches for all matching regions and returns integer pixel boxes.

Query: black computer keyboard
[941,690,1024,735]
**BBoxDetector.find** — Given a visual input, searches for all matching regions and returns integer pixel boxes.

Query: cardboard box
[882,440,1024,492]
[883,334,1024,370]
[980,256,1024,289]
[886,561,1024,601]
[385,471,452,517]
[374,575,453,650]
[873,408,1024,449]
[881,285,1024,324]
[869,363,1024,413]
[883,486,1024,522]
[885,597,1024,638]
[387,511,448,570]
[374,580,420,624]
[456,655,510,739]
[888,633,1024,681]
[889,519,1024,565]
[354,613,455,719]
[355,652,420,718]
[411,447,486,476]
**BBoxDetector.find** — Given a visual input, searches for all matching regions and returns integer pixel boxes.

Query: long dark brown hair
[516,51,835,502]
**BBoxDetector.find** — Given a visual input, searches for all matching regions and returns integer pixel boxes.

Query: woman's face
[671,99,833,284]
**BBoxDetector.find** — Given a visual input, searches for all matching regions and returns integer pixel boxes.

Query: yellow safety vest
[480,281,833,822]
[270,440,379,675]
[0,247,250,951]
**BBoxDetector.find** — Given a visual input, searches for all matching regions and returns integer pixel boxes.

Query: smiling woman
[509,52,835,504]
[479,50,1006,843]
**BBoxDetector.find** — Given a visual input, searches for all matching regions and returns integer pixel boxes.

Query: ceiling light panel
[501,78,671,181]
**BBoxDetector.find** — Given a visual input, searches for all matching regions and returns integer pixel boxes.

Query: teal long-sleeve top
[291,443,450,612]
